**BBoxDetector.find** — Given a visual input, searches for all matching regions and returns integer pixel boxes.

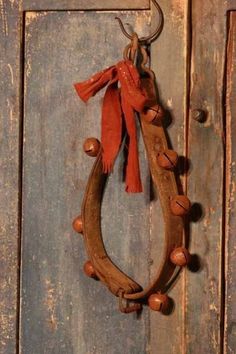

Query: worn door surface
[0,1,236,353]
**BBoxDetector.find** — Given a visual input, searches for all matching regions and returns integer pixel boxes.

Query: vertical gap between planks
[147,161,151,352]
[184,1,192,353]
[222,11,232,354]
[147,2,153,352]
[17,10,26,354]
[147,176,151,354]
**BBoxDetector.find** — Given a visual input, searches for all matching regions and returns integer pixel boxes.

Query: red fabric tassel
[74,60,148,193]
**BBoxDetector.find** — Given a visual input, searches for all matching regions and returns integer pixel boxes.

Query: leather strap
[81,150,142,296]
[81,73,183,301]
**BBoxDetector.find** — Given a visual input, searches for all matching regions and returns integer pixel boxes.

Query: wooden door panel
[1,1,236,353]
[150,1,189,352]
[0,2,22,353]
[21,10,151,354]
[186,1,226,352]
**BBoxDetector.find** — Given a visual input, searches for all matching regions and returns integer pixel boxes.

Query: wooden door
[0,1,236,353]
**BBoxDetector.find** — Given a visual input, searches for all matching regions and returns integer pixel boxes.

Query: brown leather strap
[81,150,142,296]
[125,76,183,300]
[81,74,183,301]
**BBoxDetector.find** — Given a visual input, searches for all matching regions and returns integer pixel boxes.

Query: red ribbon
[74,60,148,193]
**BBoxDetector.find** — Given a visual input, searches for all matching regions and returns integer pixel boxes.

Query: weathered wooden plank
[149,1,190,353]
[227,1,236,11]
[23,0,149,11]
[21,10,151,354]
[224,11,236,354]
[0,1,22,353]
[186,1,226,353]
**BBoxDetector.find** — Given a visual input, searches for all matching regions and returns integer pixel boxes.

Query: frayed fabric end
[125,184,143,193]
[74,83,89,103]
[102,159,114,174]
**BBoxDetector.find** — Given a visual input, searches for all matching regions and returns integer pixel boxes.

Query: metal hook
[115,0,164,44]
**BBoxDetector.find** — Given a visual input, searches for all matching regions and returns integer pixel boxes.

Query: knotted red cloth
[74,60,148,193]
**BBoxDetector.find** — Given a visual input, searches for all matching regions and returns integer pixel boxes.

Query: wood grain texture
[0,1,22,353]
[186,1,226,353]
[224,11,236,354]
[23,0,149,11]
[149,1,190,353]
[21,10,151,354]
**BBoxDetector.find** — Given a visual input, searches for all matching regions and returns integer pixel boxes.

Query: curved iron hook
[115,0,164,44]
